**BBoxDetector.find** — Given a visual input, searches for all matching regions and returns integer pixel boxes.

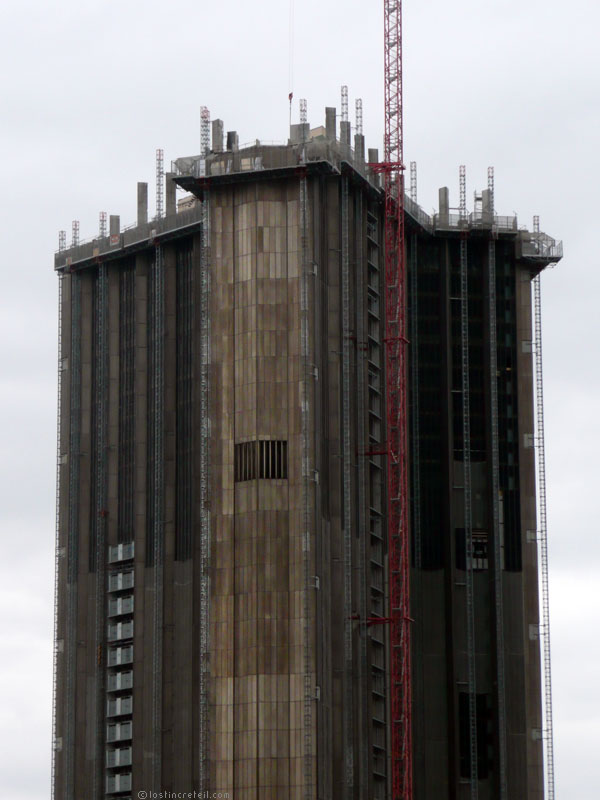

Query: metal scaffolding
[409,225,425,791]
[65,272,81,800]
[340,172,355,799]
[99,212,107,239]
[299,155,314,800]
[459,165,479,799]
[532,220,555,800]
[51,272,63,800]
[156,149,164,219]
[487,166,508,800]
[198,123,212,791]
[409,162,417,205]
[200,106,210,180]
[93,264,108,800]
[151,245,165,792]
[355,98,363,136]
[355,188,370,800]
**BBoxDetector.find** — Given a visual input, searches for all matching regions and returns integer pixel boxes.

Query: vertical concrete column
[212,119,224,153]
[325,107,337,141]
[226,131,239,151]
[367,149,379,187]
[354,134,365,165]
[110,215,120,237]
[165,173,176,217]
[438,187,450,227]
[482,188,493,227]
[290,123,310,144]
[340,119,351,150]
[137,183,148,227]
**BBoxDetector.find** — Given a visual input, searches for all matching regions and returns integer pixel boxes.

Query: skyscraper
[52,108,561,799]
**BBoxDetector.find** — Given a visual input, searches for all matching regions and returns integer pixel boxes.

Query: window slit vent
[235,440,287,482]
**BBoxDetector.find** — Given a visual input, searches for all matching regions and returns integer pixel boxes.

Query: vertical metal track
[459,165,478,799]
[355,190,370,800]
[52,272,63,800]
[409,240,421,571]
[300,166,314,800]
[65,272,81,800]
[93,264,108,800]
[199,190,211,791]
[340,173,355,799]
[151,246,165,792]
[119,267,135,544]
[409,229,426,793]
[533,262,555,800]
[487,167,507,799]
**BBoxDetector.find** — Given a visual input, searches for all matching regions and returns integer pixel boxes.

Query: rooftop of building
[54,105,562,273]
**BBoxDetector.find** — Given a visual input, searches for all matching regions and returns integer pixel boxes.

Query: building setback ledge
[173,159,340,201]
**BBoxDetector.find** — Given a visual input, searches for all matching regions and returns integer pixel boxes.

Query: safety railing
[522,234,563,261]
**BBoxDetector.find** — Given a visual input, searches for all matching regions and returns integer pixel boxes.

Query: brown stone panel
[211,186,236,796]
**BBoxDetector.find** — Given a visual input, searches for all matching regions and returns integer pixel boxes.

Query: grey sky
[1,0,596,797]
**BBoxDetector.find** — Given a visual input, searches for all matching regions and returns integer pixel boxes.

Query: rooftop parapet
[54,204,203,272]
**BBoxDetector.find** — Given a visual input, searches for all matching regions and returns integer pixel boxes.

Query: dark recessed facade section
[234,440,288,482]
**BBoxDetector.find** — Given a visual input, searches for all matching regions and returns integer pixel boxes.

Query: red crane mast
[382,1,412,797]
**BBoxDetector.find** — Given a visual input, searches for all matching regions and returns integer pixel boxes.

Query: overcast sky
[0,1,597,798]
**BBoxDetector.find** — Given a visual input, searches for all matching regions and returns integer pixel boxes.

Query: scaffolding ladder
[299,136,315,800]
[532,243,555,800]
[340,172,355,800]
[355,187,370,800]
[409,219,426,792]
[51,269,63,800]
[93,264,108,800]
[199,106,212,790]
[459,165,479,799]
[150,242,165,793]
[487,167,508,799]
[65,271,81,800]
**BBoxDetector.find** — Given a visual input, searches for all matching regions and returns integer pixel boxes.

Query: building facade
[52,111,561,799]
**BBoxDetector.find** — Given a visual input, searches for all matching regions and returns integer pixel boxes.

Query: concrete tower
[52,110,561,800]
